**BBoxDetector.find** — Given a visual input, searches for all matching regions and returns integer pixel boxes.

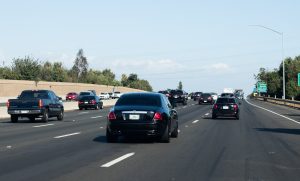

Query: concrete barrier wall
[0,79,145,97]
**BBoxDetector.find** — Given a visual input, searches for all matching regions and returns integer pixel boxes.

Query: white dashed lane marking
[101,153,135,168]
[33,124,54,128]
[54,132,81,139]
[192,120,199,124]
[91,116,103,119]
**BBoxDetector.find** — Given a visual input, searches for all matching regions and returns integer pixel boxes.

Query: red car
[66,92,78,101]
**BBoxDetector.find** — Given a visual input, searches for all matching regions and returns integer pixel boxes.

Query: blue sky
[1,0,300,94]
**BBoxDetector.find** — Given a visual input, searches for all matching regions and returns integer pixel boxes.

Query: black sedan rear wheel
[171,122,178,138]
[106,129,117,143]
[57,110,64,121]
[160,125,170,143]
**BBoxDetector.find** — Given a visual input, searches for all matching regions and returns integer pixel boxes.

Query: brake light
[108,112,117,120]
[39,99,43,108]
[153,112,163,121]
[6,101,10,108]
[208,97,212,100]
[213,104,218,109]
[78,101,83,105]
[91,100,96,104]
[233,104,238,111]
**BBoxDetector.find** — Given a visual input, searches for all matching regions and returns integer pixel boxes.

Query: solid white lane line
[100,127,104,129]
[101,153,135,168]
[245,99,300,125]
[205,113,209,116]
[33,124,54,128]
[178,129,181,133]
[54,132,81,139]
[91,116,103,119]
[192,120,199,124]
[191,104,195,106]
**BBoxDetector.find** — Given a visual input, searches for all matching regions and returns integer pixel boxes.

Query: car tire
[95,104,99,110]
[235,114,240,120]
[42,109,49,123]
[183,101,187,105]
[57,109,64,121]
[171,122,178,138]
[11,115,18,123]
[160,125,170,143]
[212,114,217,119]
[29,116,35,122]
[106,129,117,143]
[100,104,103,109]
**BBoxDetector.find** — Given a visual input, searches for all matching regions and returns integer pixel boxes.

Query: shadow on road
[283,113,300,117]
[93,135,155,144]
[255,128,300,135]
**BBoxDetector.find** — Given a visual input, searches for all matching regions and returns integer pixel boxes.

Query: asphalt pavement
[1,99,300,181]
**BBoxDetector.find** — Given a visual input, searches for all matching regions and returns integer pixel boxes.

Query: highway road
[1,99,300,181]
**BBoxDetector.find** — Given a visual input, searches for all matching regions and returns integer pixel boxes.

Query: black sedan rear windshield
[79,96,96,101]
[116,94,161,107]
[217,98,236,104]
[202,93,211,98]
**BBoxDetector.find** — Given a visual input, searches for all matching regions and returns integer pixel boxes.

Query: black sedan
[198,93,214,104]
[212,97,239,120]
[78,95,103,110]
[106,92,179,143]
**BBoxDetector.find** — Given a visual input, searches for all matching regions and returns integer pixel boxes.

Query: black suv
[169,89,188,106]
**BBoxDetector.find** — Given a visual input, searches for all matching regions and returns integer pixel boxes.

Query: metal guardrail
[254,96,300,109]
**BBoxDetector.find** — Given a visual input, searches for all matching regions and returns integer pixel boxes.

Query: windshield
[19,91,49,99]
[116,94,161,107]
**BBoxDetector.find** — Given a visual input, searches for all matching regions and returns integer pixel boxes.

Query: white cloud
[205,63,232,73]
[110,59,185,74]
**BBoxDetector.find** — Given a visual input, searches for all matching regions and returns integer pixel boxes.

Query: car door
[49,91,61,115]
[163,96,177,131]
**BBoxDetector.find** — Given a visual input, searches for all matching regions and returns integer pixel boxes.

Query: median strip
[54,132,81,139]
[101,152,135,168]
[33,124,54,128]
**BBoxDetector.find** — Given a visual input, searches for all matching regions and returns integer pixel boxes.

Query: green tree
[71,49,88,82]
[40,61,53,81]
[11,56,41,80]
[178,81,183,90]
[121,74,128,86]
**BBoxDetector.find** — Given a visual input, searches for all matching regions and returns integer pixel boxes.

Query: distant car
[78,95,103,110]
[193,92,202,101]
[66,92,78,101]
[78,91,94,100]
[108,92,113,99]
[210,93,218,102]
[112,91,122,99]
[198,93,214,104]
[87,90,97,96]
[220,93,235,98]
[99,92,110,99]
[169,89,188,106]
[158,90,171,98]
[212,97,239,120]
[106,92,178,143]
[7,90,64,123]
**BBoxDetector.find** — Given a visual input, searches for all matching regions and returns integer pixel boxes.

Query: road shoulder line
[245,99,300,125]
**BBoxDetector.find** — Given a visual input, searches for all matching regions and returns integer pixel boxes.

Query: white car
[99,92,110,99]
[211,93,218,102]
[112,91,122,99]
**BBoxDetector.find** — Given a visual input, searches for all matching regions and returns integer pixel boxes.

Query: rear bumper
[8,109,44,116]
[107,122,166,137]
[213,110,238,117]
[199,100,214,104]
[79,104,97,108]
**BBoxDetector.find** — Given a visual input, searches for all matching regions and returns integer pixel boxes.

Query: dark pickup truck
[7,90,64,123]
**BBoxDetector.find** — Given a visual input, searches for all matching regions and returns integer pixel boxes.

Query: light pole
[250,25,285,99]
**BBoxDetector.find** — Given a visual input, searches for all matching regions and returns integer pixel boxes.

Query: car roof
[122,92,162,97]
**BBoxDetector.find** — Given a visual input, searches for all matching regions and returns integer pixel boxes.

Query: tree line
[255,55,300,99]
[0,49,153,91]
